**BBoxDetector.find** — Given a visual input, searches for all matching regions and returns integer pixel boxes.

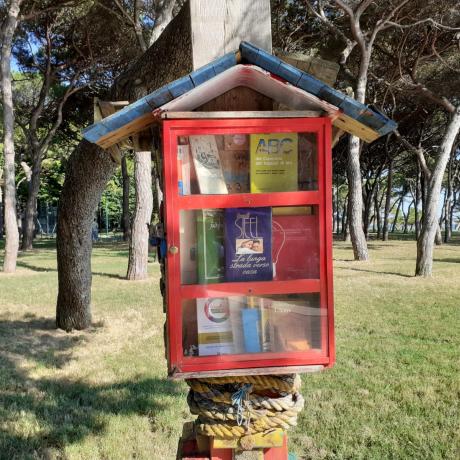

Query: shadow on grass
[16,261,127,280]
[434,258,460,264]
[335,266,413,278]
[0,315,181,458]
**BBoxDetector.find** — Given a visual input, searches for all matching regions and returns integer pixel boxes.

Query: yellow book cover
[250,133,298,193]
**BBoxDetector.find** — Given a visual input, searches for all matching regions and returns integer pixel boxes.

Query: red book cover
[272,207,320,280]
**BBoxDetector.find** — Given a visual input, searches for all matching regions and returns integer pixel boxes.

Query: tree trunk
[0,178,4,239]
[1,0,22,272]
[56,3,193,330]
[435,224,443,246]
[121,155,131,241]
[392,196,402,233]
[347,134,368,260]
[127,150,153,280]
[21,157,42,250]
[416,108,460,276]
[374,183,381,239]
[56,141,117,330]
[415,165,421,239]
[382,157,393,241]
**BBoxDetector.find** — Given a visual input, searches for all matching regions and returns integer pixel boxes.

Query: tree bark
[55,2,192,329]
[56,141,117,330]
[416,108,460,276]
[121,155,131,241]
[382,158,393,241]
[21,155,42,250]
[1,0,22,273]
[347,134,368,259]
[391,196,402,233]
[127,150,153,280]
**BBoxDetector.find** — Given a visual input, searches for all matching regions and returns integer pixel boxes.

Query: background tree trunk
[21,156,42,250]
[56,2,192,329]
[127,149,153,280]
[56,141,117,330]
[121,155,131,242]
[347,134,368,259]
[382,158,393,241]
[1,0,22,273]
[416,108,460,276]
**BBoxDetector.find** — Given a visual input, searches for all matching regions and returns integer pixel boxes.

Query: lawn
[0,239,459,459]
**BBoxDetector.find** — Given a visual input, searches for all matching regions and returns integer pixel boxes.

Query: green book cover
[197,209,225,284]
[250,133,298,193]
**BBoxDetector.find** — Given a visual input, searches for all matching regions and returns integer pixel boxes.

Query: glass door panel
[179,205,320,285]
[181,293,325,358]
[176,132,318,196]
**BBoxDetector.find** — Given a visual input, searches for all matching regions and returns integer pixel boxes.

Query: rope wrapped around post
[186,374,304,440]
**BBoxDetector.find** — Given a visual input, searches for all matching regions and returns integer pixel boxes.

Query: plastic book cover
[250,133,298,193]
[272,207,319,281]
[263,296,321,352]
[196,209,225,284]
[189,135,228,194]
[224,134,249,151]
[180,210,197,285]
[197,297,234,356]
[219,150,250,193]
[224,207,273,282]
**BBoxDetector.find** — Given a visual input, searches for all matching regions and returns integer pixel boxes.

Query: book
[228,297,246,354]
[263,297,322,352]
[219,150,250,193]
[272,207,319,281]
[197,297,234,356]
[250,133,298,193]
[189,135,228,194]
[177,144,191,195]
[224,134,249,151]
[180,210,198,284]
[196,209,225,284]
[298,134,317,191]
[224,207,273,282]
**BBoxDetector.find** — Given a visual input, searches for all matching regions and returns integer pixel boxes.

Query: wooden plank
[97,112,156,149]
[161,110,323,119]
[190,0,271,69]
[278,52,339,86]
[197,86,273,112]
[333,112,380,143]
[169,365,324,380]
[213,430,284,449]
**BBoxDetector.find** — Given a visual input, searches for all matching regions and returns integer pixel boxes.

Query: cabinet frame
[162,117,334,378]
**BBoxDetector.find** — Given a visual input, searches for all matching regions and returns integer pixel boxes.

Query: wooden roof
[83,41,397,148]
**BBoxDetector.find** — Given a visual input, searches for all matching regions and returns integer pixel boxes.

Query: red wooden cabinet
[162,117,334,378]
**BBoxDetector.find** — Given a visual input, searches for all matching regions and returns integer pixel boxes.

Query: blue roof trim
[83,42,397,145]
[239,41,397,137]
[83,52,237,142]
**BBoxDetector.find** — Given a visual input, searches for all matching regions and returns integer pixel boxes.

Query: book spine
[197,210,225,284]
[242,297,261,353]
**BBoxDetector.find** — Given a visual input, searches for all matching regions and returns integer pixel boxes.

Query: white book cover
[177,144,191,195]
[189,135,228,194]
[197,297,234,356]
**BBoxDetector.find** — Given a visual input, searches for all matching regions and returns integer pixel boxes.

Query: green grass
[0,239,459,459]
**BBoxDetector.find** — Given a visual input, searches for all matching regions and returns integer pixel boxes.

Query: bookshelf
[163,117,334,378]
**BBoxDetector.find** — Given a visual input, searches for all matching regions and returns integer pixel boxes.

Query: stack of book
[177,133,320,356]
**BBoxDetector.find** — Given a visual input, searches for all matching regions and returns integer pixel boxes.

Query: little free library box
[83,42,396,379]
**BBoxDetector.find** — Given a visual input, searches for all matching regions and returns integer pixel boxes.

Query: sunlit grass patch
[0,239,459,459]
